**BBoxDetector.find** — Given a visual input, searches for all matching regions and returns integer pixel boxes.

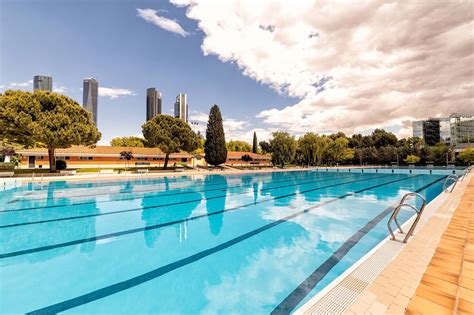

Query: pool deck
[406,177,473,314]
[342,175,473,314]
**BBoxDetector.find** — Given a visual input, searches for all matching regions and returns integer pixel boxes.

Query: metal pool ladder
[387,192,427,243]
[443,174,459,193]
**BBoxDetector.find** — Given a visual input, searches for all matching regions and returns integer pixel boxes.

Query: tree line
[259,129,473,167]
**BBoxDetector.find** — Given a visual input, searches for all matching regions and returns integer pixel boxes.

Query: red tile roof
[226,151,271,160]
[16,146,193,158]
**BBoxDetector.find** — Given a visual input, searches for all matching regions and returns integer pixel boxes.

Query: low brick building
[225,151,271,166]
[16,146,193,169]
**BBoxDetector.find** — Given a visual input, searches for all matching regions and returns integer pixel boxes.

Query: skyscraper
[412,113,474,146]
[174,93,188,122]
[33,75,52,92]
[83,78,99,125]
[146,88,162,121]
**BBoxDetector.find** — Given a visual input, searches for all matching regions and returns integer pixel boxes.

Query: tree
[111,136,145,147]
[205,105,227,166]
[371,129,398,148]
[269,131,297,167]
[314,135,333,165]
[0,90,101,171]
[259,141,272,154]
[226,140,252,152]
[329,137,354,163]
[428,142,448,165]
[120,150,133,169]
[241,154,253,162]
[458,148,474,164]
[405,154,421,164]
[142,114,199,169]
[298,133,318,165]
[252,132,258,153]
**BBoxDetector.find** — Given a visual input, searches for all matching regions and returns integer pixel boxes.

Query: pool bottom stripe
[1,174,395,259]
[26,175,424,314]
[271,175,447,314]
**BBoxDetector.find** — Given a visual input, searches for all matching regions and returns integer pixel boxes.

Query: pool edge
[295,174,471,315]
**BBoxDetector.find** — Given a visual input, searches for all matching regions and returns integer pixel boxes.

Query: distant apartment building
[174,93,188,122]
[448,113,474,145]
[412,119,440,146]
[146,88,162,121]
[413,113,474,146]
[33,75,52,92]
[83,78,99,124]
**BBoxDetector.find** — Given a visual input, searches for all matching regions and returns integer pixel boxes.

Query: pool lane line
[0,173,367,228]
[4,171,297,205]
[271,175,447,314]
[6,170,312,205]
[0,174,397,259]
[24,175,424,314]
[23,169,312,192]
[2,172,341,213]
[4,172,278,205]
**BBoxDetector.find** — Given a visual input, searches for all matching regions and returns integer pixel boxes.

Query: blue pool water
[0,171,446,314]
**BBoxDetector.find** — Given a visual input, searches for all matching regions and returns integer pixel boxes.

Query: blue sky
[0,0,298,144]
[1,1,471,143]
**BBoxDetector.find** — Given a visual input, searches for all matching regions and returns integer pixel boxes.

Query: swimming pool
[0,171,446,314]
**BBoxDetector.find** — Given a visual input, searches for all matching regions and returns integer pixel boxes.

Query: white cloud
[137,8,189,37]
[53,85,68,93]
[189,112,262,141]
[9,80,33,87]
[173,0,474,138]
[98,87,136,100]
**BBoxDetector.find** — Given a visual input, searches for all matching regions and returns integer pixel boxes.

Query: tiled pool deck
[406,177,473,314]
[341,175,473,314]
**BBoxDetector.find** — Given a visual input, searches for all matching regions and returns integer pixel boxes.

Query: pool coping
[295,175,470,314]
[11,167,311,184]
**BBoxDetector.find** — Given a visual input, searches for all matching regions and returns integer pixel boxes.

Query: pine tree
[252,131,258,153]
[205,105,227,166]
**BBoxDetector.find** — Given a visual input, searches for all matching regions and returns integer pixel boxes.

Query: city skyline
[1,1,473,146]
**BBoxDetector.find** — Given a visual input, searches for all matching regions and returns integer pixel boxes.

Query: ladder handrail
[387,192,427,243]
[443,174,459,193]
[459,166,472,182]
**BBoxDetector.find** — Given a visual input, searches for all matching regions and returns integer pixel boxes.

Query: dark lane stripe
[271,175,447,314]
[1,174,395,258]
[0,174,361,228]
[26,175,421,314]
[5,170,311,207]
[1,172,336,213]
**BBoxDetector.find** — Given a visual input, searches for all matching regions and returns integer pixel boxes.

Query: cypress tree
[205,105,227,166]
[252,131,258,153]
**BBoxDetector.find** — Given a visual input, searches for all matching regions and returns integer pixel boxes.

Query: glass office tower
[146,88,162,121]
[83,78,99,125]
[174,93,188,123]
[33,75,52,92]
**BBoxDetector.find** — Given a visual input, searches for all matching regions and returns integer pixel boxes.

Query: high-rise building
[448,113,474,145]
[174,93,188,122]
[146,88,162,121]
[412,119,440,146]
[83,78,99,125]
[413,113,474,146]
[33,75,52,92]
